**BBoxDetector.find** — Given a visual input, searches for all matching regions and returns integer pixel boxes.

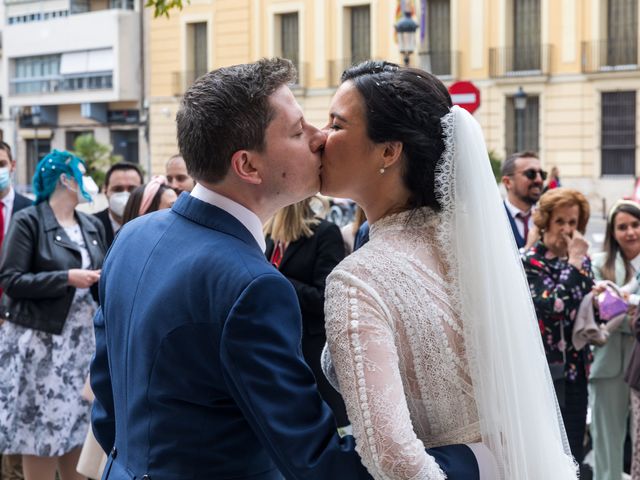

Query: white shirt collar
[190,183,266,252]
[631,253,640,272]
[107,209,122,233]
[504,197,533,218]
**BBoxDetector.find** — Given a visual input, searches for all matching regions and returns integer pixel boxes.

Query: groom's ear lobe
[230,150,262,185]
[381,141,404,169]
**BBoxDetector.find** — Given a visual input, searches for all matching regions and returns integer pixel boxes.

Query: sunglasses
[514,169,547,181]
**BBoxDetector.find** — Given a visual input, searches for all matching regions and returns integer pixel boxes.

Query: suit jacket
[91,194,480,480]
[504,201,526,249]
[12,192,32,215]
[265,219,349,426]
[591,251,635,380]
[94,208,115,247]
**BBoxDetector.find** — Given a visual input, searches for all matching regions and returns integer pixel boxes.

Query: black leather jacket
[0,201,106,334]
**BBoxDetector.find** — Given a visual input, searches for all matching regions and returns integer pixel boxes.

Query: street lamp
[31,108,41,164]
[395,11,419,67]
[514,86,527,152]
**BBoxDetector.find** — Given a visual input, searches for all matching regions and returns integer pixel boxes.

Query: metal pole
[34,126,39,164]
[516,108,524,152]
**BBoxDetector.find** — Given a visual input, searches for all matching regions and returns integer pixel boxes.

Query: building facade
[148,0,640,209]
[2,0,146,190]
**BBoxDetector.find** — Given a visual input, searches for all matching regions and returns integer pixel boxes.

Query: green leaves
[145,0,189,18]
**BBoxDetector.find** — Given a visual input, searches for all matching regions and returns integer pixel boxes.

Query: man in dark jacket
[93,162,143,248]
[0,141,30,480]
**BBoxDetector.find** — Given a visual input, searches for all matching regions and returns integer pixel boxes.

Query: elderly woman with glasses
[522,187,593,468]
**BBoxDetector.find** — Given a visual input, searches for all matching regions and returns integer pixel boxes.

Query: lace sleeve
[325,270,446,480]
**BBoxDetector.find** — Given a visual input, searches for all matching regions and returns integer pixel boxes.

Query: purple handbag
[597,287,629,321]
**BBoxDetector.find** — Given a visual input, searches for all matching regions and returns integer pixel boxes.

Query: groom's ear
[381,141,404,169]
[230,150,262,185]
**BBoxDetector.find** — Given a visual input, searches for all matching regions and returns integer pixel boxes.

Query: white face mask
[63,174,98,204]
[109,191,130,218]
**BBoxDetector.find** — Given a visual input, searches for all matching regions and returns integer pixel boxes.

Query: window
[601,91,636,175]
[350,5,370,65]
[187,22,208,87]
[419,0,451,76]
[12,55,61,94]
[280,13,299,81]
[26,138,52,183]
[66,130,92,150]
[607,0,637,66]
[505,95,539,156]
[111,129,139,164]
[513,0,541,71]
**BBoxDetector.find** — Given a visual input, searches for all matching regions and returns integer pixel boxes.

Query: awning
[60,48,113,75]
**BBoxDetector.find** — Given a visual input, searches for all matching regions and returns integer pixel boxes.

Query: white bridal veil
[436,106,578,479]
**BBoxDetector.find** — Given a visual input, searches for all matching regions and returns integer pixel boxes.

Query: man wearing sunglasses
[501,151,546,250]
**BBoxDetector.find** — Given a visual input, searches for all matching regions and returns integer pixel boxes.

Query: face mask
[63,174,98,204]
[0,168,10,191]
[109,191,130,218]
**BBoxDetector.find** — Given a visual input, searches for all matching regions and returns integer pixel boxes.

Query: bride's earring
[379,167,385,174]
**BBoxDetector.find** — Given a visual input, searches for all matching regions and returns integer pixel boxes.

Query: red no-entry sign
[448,81,481,114]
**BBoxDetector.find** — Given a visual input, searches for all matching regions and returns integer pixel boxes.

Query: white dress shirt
[504,198,534,239]
[1,187,15,236]
[190,183,266,252]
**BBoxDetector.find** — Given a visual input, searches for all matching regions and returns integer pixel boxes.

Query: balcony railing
[489,44,552,78]
[10,72,113,94]
[417,50,460,79]
[582,39,639,73]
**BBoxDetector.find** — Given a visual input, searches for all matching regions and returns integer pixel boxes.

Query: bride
[319,60,577,479]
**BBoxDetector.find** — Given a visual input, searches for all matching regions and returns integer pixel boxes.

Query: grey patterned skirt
[0,291,96,456]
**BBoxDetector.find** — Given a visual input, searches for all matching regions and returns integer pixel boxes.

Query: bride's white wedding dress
[322,106,578,479]
[324,208,480,479]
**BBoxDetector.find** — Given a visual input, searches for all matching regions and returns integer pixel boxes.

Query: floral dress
[522,241,594,382]
[0,224,96,456]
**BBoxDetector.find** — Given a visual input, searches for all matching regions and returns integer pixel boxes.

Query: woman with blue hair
[0,150,106,480]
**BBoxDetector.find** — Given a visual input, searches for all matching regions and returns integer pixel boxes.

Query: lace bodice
[323,208,481,480]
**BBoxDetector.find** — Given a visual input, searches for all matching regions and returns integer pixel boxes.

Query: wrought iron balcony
[489,44,552,78]
[417,50,460,78]
[582,39,639,73]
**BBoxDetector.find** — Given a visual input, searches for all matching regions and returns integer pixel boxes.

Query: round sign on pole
[448,81,481,114]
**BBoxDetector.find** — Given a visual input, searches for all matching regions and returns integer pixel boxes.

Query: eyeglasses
[512,169,547,181]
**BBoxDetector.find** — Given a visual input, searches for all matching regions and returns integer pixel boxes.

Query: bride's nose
[309,127,327,153]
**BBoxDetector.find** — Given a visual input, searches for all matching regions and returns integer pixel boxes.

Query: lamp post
[395,11,419,67]
[514,86,527,152]
[31,108,41,164]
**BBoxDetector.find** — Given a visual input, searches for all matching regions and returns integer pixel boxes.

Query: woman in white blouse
[319,60,577,479]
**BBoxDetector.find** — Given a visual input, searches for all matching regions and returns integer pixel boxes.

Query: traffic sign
[448,81,481,114]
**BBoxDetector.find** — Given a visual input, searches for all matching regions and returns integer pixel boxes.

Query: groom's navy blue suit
[91,193,479,479]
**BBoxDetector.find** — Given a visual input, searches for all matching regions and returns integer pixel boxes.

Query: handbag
[597,284,629,321]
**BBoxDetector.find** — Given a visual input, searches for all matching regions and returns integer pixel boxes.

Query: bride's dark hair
[341,60,452,211]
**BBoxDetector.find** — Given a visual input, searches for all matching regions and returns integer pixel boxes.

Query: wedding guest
[590,200,639,480]
[501,151,544,250]
[93,162,143,248]
[626,308,640,480]
[544,166,561,192]
[121,175,177,225]
[264,196,348,427]
[522,188,593,466]
[165,154,195,194]
[0,150,106,480]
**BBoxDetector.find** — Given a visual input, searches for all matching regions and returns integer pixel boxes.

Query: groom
[90,58,480,479]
